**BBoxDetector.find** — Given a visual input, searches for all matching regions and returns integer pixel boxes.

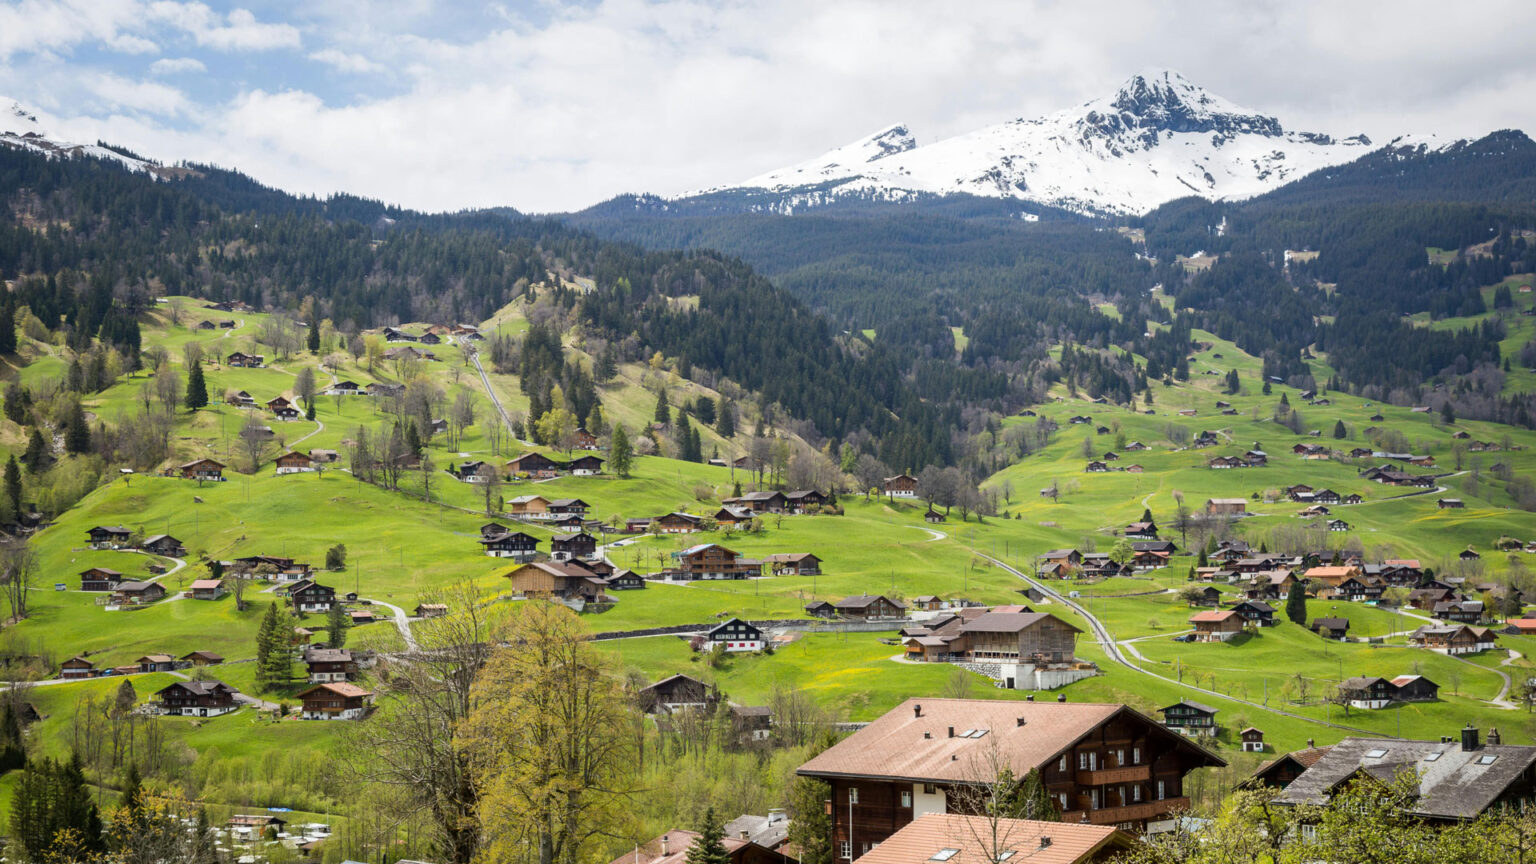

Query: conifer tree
[22,427,48,471]
[327,601,349,649]
[184,359,208,410]
[686,809,732,864]
[120,763,144,822]
[0,702,25,773]
[1333,419,1347,439]
[0,305,14,356]
[64,402,91,454]
[694,395,716,425]
[610,425,633,478]
[716,398,735,437]
[307,321,321,353]
[255,602,283,692]
[3,455,20,517]
[1285,580,1307,626]
[654,389,670,426]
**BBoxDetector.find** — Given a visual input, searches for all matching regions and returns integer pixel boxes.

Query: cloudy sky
[4,0,1536,213]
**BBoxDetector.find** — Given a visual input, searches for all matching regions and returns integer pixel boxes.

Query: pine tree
[686,808,732,864]
[22,427,50,472]
[786,776,833,864]
[1441,402,1456,424]
[694,395,716,425]
[1225,368,1240,394]
[1285,580,1307,626]
[184,360,208,410]
[64,402,91,454]
[716,398,735,437]
[120,763,144,821]
[0,702,25,773]
[305,400,316,421]
[327,601,349,649]
[0,304,15,355]
[1262,380,1272,395]
[3,455,20,517]
[610,425,633,478]
[307,321,321,353]
[255,602,282,692]
[1332,419,1347,439]
[3,383,28,424]
[654,389,671,426]
[406,419,423,455]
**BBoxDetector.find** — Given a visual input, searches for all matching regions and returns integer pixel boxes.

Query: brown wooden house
[80,567,124,592]
[654,512,704,533]
[798,698,1224,850]
[177,458,226,482]
[298,682,372,720]
[763,553,822,576]
[834,594,905,620]
[155,680,239,717]
[665,544,762,580]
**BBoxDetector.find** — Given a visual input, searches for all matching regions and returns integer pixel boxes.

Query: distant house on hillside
[177,459,226,482]
[883,473,918,497]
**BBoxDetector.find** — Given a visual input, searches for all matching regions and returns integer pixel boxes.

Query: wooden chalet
[507,452,562,478]
[924,508,946,523]
[181,651,224,666]
[725,491,788,514]
[298,682,373,720]
[547,498,590,518]
[225,351,264,368]
[274,451,313,474]
[1410,624,1496,655]
[1159,700,1218,737]
[567,455,605,475]
[604,570,646,591]
[480,529,539,560]
[654,512,704,533]
[1250,744,1334,789]
[550,531,598,561]
[1338,676,1395,709]
[325,380,362,396]
[610,829,792,864]
[79,567,124,592]
[1228,599,1275,626]
[785,490,828,512]
[1310,617,1350,640]
[763,553,822,576]
[1205,498,1246,516]
[112,581,166,605]
[187,578,226,600]
[1188,610,1242,642]
[414,603,448,618]
[1240,728,1266,753]
[177,458,225,482]
[286,580,337,613]
[703,618,766,652]
[86,525,132,549]
[503,561,613,604]
[664,543,762,580]
[1124,520,1158,540]
[156,680,238,717]
[714,506,755,526]
[798,698,1225,843]
[137,653,177,673]
[140,534,185,556]
[60,656,96,679]
[1273,731,1536,822]
[883,473,919,498]
[266,396,300,421]
[1392,675,1440,702]
[834,594,905,620]
[639,673,718,714]
[304,648,357,682]
[507,494,551,519]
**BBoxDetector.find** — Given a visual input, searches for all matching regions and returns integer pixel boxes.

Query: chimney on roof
[948,726,955,738]
[1306,738,1315,748]
[1039,837,1052,849]
[915,704,922,717]
[740,831,750,840]
[1490,728,1502,745]
[924,732,932,739]
[1057,693,1066,703]
[1462,724,1480,752]
[1017,717,1027,727]
[661,835,670,857]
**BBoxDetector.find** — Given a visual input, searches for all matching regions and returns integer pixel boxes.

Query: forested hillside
[0,146,953,470]
[573,131,1536,431]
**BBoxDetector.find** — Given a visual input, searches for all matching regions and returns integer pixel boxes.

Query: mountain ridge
[683,69,1406,216]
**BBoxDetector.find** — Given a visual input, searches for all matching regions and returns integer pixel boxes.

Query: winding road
[973,549,1397,737]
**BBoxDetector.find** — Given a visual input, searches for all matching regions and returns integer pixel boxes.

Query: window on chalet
[1156,780,1165,800]
[1115,749,1125,766]
[901,791,912,808]
[1132,746,1141,764]
[840,841,852,860]
[1059,755,1068,772]
[847,787,859,804]
[923,783,937,795]
[1133,785,1142,802]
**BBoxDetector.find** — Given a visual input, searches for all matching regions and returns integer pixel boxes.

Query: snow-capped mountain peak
[0,97,166,176]
[689,70,1379,216]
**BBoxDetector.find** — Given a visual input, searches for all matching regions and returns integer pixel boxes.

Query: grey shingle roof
[1275,736,1536,820]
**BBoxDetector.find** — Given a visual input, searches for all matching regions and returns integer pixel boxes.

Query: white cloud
[86,72,187,115]
[146,2,301,52]
[308,48,384,74]
[148,56,206,74]
[10,0,1536,213]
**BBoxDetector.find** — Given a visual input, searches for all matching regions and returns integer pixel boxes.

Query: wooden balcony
[1077,764,1150,785]
[1061,797,1188,826]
